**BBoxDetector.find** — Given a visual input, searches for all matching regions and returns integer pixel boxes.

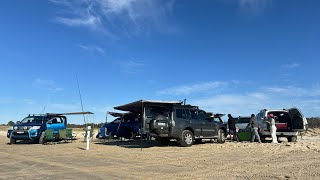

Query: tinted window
[190,110,198,120]
[198,110,210,120]
[176,109,186,119]
[112,118,121,124]
[237,118,250,123]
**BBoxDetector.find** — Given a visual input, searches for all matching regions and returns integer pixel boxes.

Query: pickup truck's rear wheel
[39,132,45,144]
[179,130,194,147]
[217,129,226,144]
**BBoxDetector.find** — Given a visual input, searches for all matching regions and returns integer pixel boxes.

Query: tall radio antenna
[76,75,87,127]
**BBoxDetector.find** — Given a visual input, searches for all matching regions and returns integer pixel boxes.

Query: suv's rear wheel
[217,129,226,144]
[179,130,194,147]
[288,136,297,142]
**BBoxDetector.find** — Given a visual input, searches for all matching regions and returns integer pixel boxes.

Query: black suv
[114,100,227,147]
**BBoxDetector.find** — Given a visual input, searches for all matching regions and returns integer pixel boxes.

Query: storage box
[276,123,288,130]
[237,131,251,142]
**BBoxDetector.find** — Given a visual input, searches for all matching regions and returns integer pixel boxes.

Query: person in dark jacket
[227,114,238,141]
[248,114,261,143]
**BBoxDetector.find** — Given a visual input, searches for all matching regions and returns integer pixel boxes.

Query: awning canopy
[114,100,182,112]
[108,111,129,117]
[45,112,94,116]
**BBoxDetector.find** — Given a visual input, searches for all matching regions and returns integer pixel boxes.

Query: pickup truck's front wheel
[39,132,45,144]
[179,130,194,147]
[10,138,16,144]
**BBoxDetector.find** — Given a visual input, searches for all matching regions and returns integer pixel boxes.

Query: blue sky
[0,0,319,124]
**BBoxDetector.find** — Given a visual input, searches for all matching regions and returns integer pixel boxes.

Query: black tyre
[288,136,297,142]
[179,130,194,147]
[10,138,16,144]
[260,136,266,143]
[217,129,226,144]
[38,131,45,144]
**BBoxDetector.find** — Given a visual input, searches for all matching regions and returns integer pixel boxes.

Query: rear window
[237,117,250,123]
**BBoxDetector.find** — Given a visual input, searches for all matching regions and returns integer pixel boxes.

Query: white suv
[256,108,307,142]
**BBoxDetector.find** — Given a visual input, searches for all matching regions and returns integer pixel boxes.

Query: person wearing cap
[267,114,278,143]
[248,114,261,143]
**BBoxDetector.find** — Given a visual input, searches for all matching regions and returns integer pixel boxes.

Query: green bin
[237,131,251,142]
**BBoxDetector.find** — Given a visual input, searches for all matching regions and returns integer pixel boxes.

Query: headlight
[30,126,41,130]
[13,126,18,130]
[8,126,13,130]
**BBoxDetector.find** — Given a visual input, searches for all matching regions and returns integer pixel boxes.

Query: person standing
[248,114,261,143]
[267,114,278,143]
[227,114,238,141]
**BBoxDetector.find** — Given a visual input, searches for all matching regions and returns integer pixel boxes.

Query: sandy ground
[0,128,320,180]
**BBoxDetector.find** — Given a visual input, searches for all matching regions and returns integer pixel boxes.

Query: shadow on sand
[94,139,180,149]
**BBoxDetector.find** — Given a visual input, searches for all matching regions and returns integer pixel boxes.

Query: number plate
[157,123,166,126]
[16,131,24,134]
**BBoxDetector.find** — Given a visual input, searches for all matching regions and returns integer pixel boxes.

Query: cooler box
[276,123,288,130]
[237,131,251,142]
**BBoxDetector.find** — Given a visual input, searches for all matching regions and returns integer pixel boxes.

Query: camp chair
[44,129,55,144]
[66,128,77,142]
[58,129,67,143]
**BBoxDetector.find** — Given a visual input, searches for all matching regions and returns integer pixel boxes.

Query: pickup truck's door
[46,117,65,135]
[289,108,306,131]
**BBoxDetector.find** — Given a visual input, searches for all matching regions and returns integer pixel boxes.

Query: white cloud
[33,78,63,92]
[76,44,105,54]
[266,86,306,96]
[157,81,320,117]
[51,0,177,37]
[157,81,228,95]
[238,0,271,15]
[120,60,146,74]
[49,103,80,111]
[0,97,15,104]
[281,63,301,69]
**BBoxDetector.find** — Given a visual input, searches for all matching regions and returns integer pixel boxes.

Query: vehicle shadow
[94,139,179,149]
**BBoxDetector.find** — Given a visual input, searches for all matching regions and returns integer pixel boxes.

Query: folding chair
[58,129,67,143]
[66,128,77,142]
[44,129,55,144]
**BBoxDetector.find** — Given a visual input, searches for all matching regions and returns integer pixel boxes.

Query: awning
[114,99,182,112]
[108,111,129,117]
[46,112,94,116]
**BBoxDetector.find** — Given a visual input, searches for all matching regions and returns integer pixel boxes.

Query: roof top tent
[113,100,183,133]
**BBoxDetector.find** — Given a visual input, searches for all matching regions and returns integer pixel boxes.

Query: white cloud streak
[120,60,146,74]
[76,44,105,54]
[33,78,63,92]
[238,0,271,15]
[51,0,177,38]
[281,63,301,69]
[157,81,228,95]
